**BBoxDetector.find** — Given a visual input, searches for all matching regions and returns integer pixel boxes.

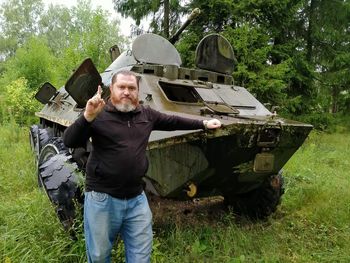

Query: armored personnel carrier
[29,11,312,230]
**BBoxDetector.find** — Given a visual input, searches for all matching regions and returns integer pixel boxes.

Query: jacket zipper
[127,121,131,128]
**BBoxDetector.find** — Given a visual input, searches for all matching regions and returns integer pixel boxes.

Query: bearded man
[63,70,221,263]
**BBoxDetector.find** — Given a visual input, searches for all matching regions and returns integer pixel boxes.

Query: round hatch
[195,33,235,75]
[132,33,182,66]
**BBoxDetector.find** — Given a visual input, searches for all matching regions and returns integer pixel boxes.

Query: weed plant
[0,121,349,262]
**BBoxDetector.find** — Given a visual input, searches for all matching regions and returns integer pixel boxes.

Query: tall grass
[0,122,349,262]
[0,121,86,262]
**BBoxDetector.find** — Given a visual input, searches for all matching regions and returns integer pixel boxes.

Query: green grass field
[1,121,349,263]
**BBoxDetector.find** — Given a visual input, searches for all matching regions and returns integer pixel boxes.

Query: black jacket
[63,102,204,198]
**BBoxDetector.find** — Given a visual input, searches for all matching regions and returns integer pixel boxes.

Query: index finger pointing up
[97,85,102,98]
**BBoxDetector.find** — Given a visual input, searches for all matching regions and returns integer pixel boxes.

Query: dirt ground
[147,194,231,230]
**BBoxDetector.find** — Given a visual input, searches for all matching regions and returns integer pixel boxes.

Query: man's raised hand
[84,85,106,122]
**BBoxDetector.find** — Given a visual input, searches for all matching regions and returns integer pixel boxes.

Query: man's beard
[114,101,137,112]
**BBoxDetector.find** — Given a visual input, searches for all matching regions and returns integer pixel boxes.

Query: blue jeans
[84,191,153,263]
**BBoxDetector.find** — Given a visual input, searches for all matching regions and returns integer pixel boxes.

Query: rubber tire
[37,136,67,185]
[29,124,40,154]
[35,127,53,158]
[38,137,80,231]
[224,172,284,220]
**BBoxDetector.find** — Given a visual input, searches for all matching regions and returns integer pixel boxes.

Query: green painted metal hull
[145,118,312,198]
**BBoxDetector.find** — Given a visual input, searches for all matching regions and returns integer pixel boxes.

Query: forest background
[0,0,349,127]
[0,0,350,262]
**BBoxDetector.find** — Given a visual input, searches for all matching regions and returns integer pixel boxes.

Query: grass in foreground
[0,121,349,262]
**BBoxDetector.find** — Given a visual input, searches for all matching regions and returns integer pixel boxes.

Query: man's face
[110,74,139,112]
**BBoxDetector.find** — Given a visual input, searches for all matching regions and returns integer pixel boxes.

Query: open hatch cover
[65,58,102,108]
[132,33,182,66]
[195,34,235,75]
[35,82,57,104]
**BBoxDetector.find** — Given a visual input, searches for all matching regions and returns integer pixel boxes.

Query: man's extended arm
[151,107,221,131]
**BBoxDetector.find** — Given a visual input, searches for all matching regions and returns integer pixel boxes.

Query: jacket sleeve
[63,115,92,148]
[150,107,205,131]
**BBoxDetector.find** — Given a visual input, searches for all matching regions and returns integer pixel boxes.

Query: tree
[187,0,234,33]
[113,0,185,38]
[54,0,126,84]
[0,0,43,58]
[38,4,73,56]
[2,37,57,91]
[183,0,303,109]
[305,0,350,113]
[0,0,127,126]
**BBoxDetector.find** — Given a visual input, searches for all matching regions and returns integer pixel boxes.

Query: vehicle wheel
[35,127,53,158]
[38,137,81,230]
[37,136,64,187]
[29,124,40,154]
[224,172,284,220]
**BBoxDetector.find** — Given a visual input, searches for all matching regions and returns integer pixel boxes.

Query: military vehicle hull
[146,119,311,198]
[29,31,312,229]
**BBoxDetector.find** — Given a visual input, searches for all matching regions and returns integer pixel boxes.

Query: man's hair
[111,70,140,88]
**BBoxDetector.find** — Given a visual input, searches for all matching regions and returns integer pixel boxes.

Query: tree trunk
[331,86,339,113]
[306,0,317,63]
[163,0,170,38]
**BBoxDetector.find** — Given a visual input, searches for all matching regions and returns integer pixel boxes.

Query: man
[63,70,221,263]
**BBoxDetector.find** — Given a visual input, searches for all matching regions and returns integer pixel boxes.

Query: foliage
[53,1,126,84]
[70,1,126,69]
[294,113,336,132]
[1,0,349,125]
[0,0,43,58]
[187,0,234,33]
[1,78,41,125]
[38,4,73,57]
[113,0,186,37]
[0,122,86,262]
[223,24,290,105]
[1,123,350,262]
[0,0,349,261]
[178,0,349,115]
[311,0,350,113]
[0,0,126,125]
[1,37,58,91]
[175,31,201,68]
[114,0,160,26]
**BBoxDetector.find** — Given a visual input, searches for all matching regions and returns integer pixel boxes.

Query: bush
[2,78,41,125]
[294,113,336,131]
[1,37,58,91]
[331,113,350,133]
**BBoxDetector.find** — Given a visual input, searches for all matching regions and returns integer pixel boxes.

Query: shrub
[294,113,336,131]
[2,78,41,125]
